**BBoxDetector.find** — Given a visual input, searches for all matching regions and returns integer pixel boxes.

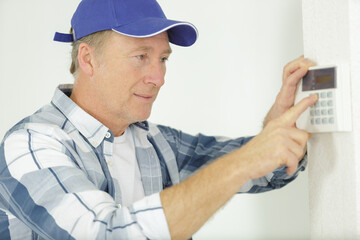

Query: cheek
[95,59,145,97]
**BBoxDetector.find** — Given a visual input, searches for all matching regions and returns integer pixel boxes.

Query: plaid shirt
[0,85,306,239]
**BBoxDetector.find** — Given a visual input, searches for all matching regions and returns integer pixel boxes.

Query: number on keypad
[310,91,335,125]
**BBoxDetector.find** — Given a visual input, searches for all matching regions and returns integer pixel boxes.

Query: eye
[136,55,146,60]
[160,57,169,62]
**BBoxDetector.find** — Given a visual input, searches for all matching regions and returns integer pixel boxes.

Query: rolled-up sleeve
[238,154,308,194]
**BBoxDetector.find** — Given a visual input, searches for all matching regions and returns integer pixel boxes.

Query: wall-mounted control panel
[295,65,352,133]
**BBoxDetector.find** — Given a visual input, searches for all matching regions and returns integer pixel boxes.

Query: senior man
[0,0,317,239]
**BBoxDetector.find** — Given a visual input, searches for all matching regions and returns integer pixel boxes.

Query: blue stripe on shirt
[0,210,10,240]
[130,206,163,215]
[48,168,68,193]
[61,119,68,130]
[27,130,41,169]
[0,143,75,240]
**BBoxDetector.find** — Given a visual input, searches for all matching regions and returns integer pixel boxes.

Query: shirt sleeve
[238,155,307,193]
[156,125,253,178]
[0,129,171,240]
[156,124,307,194]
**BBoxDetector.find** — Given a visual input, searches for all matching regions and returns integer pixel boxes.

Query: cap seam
[109,0,119,27]
[112,21,198,38]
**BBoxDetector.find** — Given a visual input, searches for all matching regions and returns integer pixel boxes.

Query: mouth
[134,93,155,101]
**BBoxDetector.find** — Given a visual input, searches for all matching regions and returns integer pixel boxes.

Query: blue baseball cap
[54,0,198,47]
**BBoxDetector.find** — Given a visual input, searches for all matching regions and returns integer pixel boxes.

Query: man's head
[54,0,198,135]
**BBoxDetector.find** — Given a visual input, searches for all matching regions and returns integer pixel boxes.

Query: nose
[144,61,165,87]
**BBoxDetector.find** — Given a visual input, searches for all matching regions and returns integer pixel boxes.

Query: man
[0,0,317,239]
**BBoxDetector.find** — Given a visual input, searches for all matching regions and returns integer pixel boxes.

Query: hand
[263,56,315,127]
[237,94,318,178]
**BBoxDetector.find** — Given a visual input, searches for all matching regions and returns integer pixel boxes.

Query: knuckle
[274,126,285,136]
[283,64,290,73]
[269,119,277,128]
[300,130,310,142]
[267,119,280,129]
[277,156,284,167]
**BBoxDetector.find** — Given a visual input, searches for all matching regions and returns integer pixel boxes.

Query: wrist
[221,148,252,185]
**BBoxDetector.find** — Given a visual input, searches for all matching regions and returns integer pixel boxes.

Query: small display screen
[316,75,332,84]
[302,67,336,91]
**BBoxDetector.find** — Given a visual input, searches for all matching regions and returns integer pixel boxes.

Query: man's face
[91,31,171,125]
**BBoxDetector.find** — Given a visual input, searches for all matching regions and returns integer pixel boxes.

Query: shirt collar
[51,84,149,147]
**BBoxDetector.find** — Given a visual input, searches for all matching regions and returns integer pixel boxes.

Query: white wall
[303,0,360,239]
[0,0,309,239]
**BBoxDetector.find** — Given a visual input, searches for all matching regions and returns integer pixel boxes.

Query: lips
[134,93,155,101]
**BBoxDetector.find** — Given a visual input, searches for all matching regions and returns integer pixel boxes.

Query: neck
[70,80,129,137]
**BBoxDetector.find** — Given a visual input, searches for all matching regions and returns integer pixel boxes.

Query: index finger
[279,94,318,126]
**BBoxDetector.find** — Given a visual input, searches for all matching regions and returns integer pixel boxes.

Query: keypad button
[321,101,327,107]
[315,110,320,116]
[310,110,315,116]
[320,92,327,98]
[311,93,318,98]
[327,91,333,98]
[315,101,320,107]
[321,109,327,115]
[316,118,321,124]
[329,117,335,124]
[322,118,328,124]
[311,118,315,125]
[327,100,333,107]
[328,109,334,115]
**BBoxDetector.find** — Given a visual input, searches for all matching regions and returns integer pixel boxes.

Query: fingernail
[304,58,315,66]
[312,94,318,101]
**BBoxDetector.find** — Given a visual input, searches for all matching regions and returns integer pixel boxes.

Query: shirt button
[105,132,111,138]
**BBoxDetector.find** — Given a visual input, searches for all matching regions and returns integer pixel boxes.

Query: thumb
[279,94,318,126]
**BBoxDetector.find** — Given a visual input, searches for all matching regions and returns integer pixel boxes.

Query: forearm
[160,149,249,240]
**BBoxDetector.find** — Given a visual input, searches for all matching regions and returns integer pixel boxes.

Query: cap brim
[112,18,198,47]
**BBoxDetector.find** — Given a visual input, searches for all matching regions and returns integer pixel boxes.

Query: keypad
[310,91,335,125]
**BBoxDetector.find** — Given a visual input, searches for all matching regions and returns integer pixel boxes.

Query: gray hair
[69,29,113,78]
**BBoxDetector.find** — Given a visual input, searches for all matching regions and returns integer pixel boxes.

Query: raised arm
[161,94,318,240]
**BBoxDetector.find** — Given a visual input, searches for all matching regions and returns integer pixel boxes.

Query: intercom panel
[295,64,352,133]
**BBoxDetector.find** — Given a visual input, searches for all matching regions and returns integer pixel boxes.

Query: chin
[134,111,151,123]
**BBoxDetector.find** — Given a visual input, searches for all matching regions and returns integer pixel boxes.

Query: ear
[77,43,96,76]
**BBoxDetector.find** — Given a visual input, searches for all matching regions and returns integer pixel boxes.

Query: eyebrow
[130,46,172,55]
